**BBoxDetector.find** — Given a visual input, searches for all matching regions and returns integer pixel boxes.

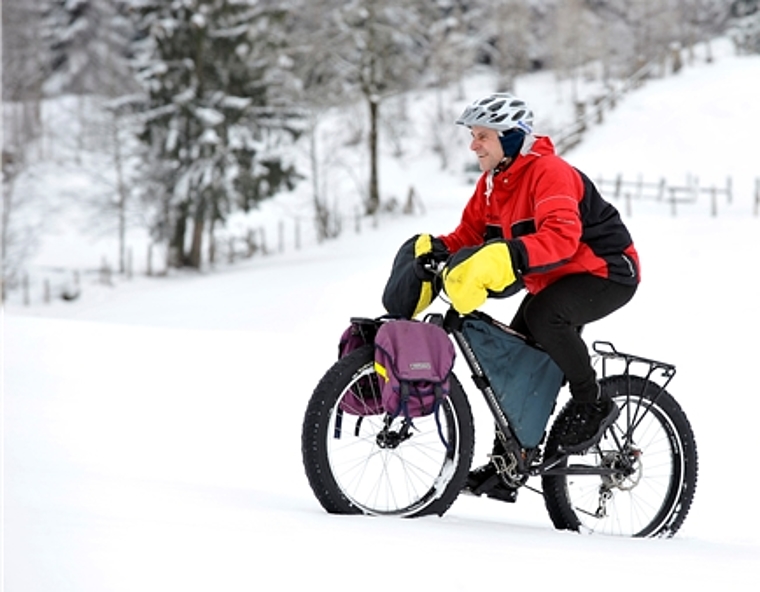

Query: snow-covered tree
[2,0,50,300]
[297,0,439,215]
[729,0,760,53]
[129,0,302,269]
[42,0,136,97]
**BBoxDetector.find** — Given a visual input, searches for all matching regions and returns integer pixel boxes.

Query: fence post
[278,220,284,253]
[614,174,622,199]
[23,273,30,306]
[625,192,632,217]
[657,177,666,201]
[100,257,112,286]
[260,226,267,254]
[245,229,255,257]
[295,218,301,250]
[755,178,759,217]
[726,176,733,205]
[574,101,587,133]
[669,188,678,217]
[44,278,51,303]
[711,186,717,217]
[126,247,133,279]
[593,96,604,124]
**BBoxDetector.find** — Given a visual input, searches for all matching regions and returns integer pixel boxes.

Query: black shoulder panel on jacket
[576,169,639,284]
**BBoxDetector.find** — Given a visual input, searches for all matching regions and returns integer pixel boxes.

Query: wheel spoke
[303,346,473,517]
[542,375,697,537]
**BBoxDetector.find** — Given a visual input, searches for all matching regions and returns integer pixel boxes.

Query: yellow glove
[442,242,517,314]
[414,233,434,258]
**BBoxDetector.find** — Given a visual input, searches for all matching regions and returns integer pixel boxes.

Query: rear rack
[593,340,675,382]
[591,340,677,420]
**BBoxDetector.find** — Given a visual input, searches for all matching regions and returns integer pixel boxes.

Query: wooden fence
[594,173,744,217]
[10,171,757,307]
[554,58,661,155]
[553,41,705,156]
[9,192,416,306]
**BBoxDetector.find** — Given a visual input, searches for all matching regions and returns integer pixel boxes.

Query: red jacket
[439,136,640,294]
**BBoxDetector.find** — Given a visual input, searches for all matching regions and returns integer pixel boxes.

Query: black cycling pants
[509,274,637,403]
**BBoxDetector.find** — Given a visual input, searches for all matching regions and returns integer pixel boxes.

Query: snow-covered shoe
[463,461,518,503]
[558,396,620,454]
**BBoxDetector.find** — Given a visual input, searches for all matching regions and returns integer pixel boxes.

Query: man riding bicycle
[400,93,640,502]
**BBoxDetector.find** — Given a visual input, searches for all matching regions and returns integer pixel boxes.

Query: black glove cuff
[429,237,450,263]
[506,239,528,274]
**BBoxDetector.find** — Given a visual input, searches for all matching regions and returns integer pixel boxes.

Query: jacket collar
[499,135,554,179]
[482,135,556,202]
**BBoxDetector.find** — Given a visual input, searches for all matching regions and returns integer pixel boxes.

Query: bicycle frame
[430,307,678,484]
[304,306,695,534]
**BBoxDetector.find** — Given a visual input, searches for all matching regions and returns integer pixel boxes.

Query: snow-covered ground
[4,38,760,591]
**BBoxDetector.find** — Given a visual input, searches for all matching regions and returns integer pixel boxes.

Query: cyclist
[417,93,640,502]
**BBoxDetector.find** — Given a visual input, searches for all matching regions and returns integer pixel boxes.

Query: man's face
[469,125,504,172]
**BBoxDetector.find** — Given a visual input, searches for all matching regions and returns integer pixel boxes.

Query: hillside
[4,37,760,592]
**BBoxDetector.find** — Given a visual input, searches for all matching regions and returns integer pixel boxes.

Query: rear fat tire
[542,375,698,537]
[301,344,475,517]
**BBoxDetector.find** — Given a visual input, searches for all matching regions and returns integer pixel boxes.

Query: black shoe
[463,462,518,503]
[558,396,620,454]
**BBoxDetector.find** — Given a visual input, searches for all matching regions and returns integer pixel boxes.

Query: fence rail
[595,173,743,217]
[7,196,415,307]
[554,57,661,155]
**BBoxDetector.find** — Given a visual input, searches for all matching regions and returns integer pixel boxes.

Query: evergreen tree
[43,0,136,96]
[130,0,301,269]
[729,0,760,52]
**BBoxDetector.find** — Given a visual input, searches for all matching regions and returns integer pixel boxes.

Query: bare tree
[2,0,50,299]
[549,0,604,103]
[299,0,438,215]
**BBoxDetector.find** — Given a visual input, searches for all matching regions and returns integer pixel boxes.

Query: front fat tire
[542,375,698,538]
[301,344,475,517]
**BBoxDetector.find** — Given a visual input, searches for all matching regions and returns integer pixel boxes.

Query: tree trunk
[188,216,204,269]
[188,196,206,269]
[170,201,188,268]
[367,97,380,215]
[112,114,127,274]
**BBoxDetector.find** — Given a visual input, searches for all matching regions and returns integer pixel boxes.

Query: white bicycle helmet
[456,93,534,134]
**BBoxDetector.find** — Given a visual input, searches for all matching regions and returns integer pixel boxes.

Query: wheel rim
[562,394,686,536]
[326,364,461,516]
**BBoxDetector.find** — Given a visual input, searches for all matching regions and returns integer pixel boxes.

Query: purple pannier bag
[374,320,455,420]
[337,319,384,416]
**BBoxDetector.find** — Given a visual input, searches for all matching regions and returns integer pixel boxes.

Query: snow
[4,38,760,591]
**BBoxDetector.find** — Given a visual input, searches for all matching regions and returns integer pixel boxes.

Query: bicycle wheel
[542,375,698,537]
[302,344,474,517]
